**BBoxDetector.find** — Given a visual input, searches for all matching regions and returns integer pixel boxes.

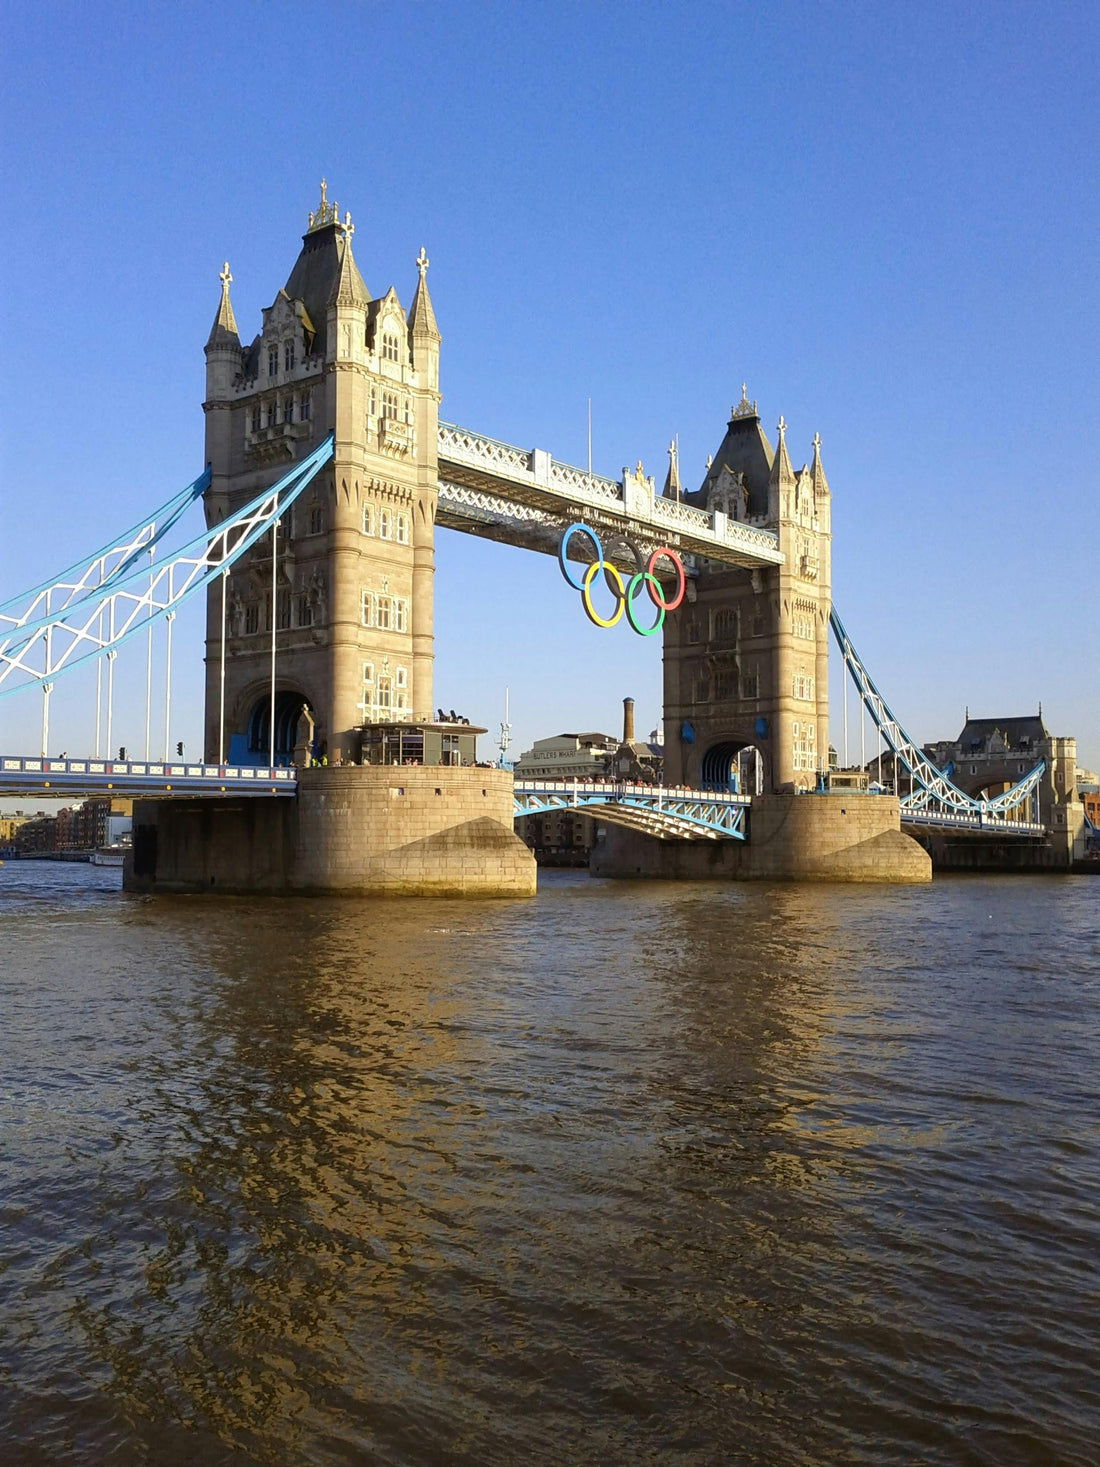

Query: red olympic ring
[645,547,685,611]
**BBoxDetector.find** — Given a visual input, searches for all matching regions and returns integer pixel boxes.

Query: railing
[0,754,297,796]
[438,421,784,565]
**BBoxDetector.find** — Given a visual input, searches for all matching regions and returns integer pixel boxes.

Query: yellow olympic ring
[581,559,625,627]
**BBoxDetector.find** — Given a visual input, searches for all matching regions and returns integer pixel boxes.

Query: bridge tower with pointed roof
[201,182,441,764]
[661,386,833,792]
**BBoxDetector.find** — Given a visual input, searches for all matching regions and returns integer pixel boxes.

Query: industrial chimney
[623,697,635,744]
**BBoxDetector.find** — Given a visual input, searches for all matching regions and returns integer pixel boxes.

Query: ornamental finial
[812,431,822,452]
[732,382,758,418]
[416,245,429,277]
[308,178,339,232]
[219,261,232,292]
[777,415,787,436]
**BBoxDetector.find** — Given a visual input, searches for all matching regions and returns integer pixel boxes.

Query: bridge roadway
[0,758,1046,841]
[436,422,784,570]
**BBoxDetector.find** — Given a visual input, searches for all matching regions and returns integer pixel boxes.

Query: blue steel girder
[0,468,211,649]
[830,607,1046,824]
[513,781,749,840]
[0,436,334,698]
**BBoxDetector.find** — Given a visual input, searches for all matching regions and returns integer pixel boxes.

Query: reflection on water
[1,863,1098,1465]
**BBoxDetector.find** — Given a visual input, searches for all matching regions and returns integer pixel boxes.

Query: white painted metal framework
[831,608,1045,832]
[514,779,750,840]
[0,436,334,699]
[437,422,783,569]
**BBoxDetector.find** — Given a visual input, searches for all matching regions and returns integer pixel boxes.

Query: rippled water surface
[1,862,1098,1465]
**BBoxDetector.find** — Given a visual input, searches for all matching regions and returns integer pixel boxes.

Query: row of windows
[267,341,297,376]
[793,615,815,640]
[685,612,767,644]
[359,663,408,718]
[695,672,759,703]
[242,592,316,635]
[360,589,410,632]
[381,331,401,363]
[793,721,817,771]
[793,672,815,700]
[361,504,410,542]
[368,385,411,422]
[250,393,312,432]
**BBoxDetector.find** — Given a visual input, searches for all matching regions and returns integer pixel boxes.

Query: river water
[1,863,1097,1466]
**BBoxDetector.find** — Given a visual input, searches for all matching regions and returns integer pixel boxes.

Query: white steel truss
[513,779,750,840]
[0,468,210,648]
[0,436,334,698]
[830,607,1045,824]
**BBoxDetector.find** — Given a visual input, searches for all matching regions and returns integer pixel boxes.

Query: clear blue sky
[1,0,1097,771]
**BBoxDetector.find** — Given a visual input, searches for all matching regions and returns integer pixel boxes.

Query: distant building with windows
[514,731,617,781]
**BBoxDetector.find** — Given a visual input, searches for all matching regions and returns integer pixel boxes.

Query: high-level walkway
[436,422,783,569]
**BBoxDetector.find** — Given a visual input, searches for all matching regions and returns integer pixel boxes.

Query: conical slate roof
[408,247,439,337]
[693,387,774,517]
[205,262,241,351]
[283,221,369,356]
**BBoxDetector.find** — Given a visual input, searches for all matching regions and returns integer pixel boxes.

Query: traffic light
[118,746,126,760]
[176,742,184,757]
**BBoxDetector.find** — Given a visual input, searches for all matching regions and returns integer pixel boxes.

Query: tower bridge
[0,183,1087,888]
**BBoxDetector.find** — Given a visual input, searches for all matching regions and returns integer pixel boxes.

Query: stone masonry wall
[126,766,536,897]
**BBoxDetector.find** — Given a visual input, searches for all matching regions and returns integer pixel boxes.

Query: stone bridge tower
[201,183,440,764]
[662,388,832,793]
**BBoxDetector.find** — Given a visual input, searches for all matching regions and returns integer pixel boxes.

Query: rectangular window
[266,400,278,427]
[360,589,372,627]
[297,594,313,627]
[394,598,408,633]
[714,669,738,699]
[382,389,399,420]
[369,385,377,417]
[362,662,374,685]
[244,604,259,635]
[377,678,392,709]
[284,397,294,424]
[299,392,311,422]
[250,405,261,433]
[376,596,392,631]
[395,511,410,544]
[276,591,291,630]
[382,333,399,363]
[379,508,392,539]
[361,503,374,535]
[743,674,759,698]
[395,667,407,689]
[309,505,323,535]
[267,345,278,377]
[284,341,295,372]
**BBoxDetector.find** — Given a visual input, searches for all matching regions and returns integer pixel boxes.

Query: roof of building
[691,389,775,517]
[282,220,369,357]
[955,714,1049,749]
[408,247,439,338]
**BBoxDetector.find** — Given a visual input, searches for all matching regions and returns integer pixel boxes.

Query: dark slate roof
[282,222,369,357]
[955,715,1049,749]
[689,409,775,517]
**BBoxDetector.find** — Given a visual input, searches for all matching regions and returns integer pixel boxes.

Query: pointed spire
[769,415,795,489]
[662,438,681,499]
[328,218,369,308]
[206,261,241,350]
[409,246,439,337]
[810,430,830,496]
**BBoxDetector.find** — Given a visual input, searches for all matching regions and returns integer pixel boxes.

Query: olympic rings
[581,560,625,627]
[558,523,685,637]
